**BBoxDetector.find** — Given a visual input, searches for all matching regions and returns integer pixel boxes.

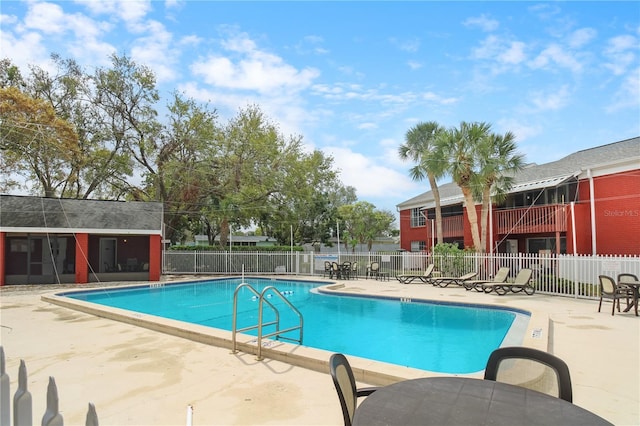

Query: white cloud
[390,37,421,53]
[130,20,178,82]
[423,92,458,105]
[80,0,152,27]
[496,119,542,143]
[23,2,67,34]
[529,85,571,112]
[529,43,583,73]
[472,36,527,67]
[323,146,420,199]
[568,28,597,48]
[606,66,640,112]
[463,14,499,32]
[0,31,48,70]
[407,60,422,70]
[603,35,637,75]
[498,41,527,65]
[190,32,320,94]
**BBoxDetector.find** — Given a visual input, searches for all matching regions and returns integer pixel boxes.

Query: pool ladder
[231,283,304,360]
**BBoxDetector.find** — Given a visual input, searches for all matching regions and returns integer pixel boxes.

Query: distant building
[193,234,277,247]
[0,195,163,285]
[397,137,640,255]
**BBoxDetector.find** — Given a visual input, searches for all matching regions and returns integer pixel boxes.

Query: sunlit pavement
[1,276,638,425]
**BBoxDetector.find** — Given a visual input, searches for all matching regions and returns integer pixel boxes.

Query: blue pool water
[63,278,527,373]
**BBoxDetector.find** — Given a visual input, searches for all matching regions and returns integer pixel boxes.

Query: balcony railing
[440,215,464,238]
[426,205,567,238]
[494,204,567,235]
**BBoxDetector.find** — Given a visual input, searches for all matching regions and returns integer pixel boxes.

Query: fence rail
[163,251,640,300]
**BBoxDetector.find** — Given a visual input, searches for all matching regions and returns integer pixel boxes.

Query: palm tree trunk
[462,187,482,252]
[480,186,491,252]
[428,174,444,245]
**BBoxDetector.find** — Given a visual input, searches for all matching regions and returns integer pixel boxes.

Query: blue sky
[1,1,639,218]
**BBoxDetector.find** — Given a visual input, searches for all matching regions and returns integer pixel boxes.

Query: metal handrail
[231,283,279,354]
[256,286,304,360]
[230,283,303,360]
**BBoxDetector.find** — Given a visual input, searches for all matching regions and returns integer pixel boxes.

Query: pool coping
[41,279,549,386]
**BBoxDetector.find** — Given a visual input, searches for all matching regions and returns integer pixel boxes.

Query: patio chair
[351,262,358,280]
[329,353,379,426]
[482,268,535,295]
[484,346,573,402]
[463,267,510,292]
[395,263,435,284]
[617,272,638,287]
[598,275,633,316]
[324,261,332,278]
[617,273,639,316]
[431,271,478,288]
[367,262,380,279]
[342,262,352,280]
[332,262,342,279]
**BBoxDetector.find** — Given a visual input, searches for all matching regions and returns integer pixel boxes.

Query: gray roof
[397,136,640,209]
[0,195,163,233]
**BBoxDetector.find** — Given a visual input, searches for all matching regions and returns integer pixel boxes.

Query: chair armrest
[356,387,380,397]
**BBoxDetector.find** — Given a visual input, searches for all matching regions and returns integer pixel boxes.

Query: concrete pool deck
[1,276,638,425]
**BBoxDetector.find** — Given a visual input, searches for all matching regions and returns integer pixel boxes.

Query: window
[410,208,426,227]
[411,241,426,252]
[527,237,566,254]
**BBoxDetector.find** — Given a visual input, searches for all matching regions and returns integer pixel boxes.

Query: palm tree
[476,130,524,252]
[398,121,447,246]
[441,121,491,251]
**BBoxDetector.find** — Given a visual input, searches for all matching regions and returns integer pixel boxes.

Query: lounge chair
[482,268,535,295]
[431,271,478,288]
[395,264,435,284]
[463,267,510,292]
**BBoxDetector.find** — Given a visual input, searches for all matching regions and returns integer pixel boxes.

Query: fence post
[13,360,32,426]
[41,377,63,426]
[85,403,98,426]
[1,347,9,426]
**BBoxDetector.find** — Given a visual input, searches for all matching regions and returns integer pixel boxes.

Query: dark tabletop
[352,377,613,426]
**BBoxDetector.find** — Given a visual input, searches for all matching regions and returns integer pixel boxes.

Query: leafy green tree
[0,87,79,196]
[150,93,220,243]
[338,201,395,252]
[398,121,447,245]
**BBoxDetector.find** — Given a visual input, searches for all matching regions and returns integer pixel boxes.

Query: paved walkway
[1,277,638,425]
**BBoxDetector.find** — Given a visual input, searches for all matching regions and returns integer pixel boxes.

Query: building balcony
[494,204,567,234]
[426,204,568,238]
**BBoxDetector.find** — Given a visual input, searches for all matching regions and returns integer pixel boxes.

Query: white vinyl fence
[163,250,640,300]
[0,346,98,426]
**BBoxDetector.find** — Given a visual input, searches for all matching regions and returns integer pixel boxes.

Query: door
[100,238,117,272]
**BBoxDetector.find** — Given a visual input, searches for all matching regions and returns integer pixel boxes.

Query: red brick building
[397,137,640,255]
[0,195,163,285]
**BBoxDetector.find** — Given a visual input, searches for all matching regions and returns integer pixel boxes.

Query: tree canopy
[1,54,382,246]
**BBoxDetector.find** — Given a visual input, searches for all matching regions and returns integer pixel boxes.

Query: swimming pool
[58,277,529,374]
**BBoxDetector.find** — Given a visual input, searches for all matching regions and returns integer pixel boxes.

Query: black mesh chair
[329,353,379,426]
[484,346,573,403]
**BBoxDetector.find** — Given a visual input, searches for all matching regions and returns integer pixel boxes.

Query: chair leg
[598,297,602,312]
[612,298,616,316]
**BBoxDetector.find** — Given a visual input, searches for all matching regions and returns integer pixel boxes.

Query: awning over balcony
[510,173,577,192]
[416,172,578,210]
